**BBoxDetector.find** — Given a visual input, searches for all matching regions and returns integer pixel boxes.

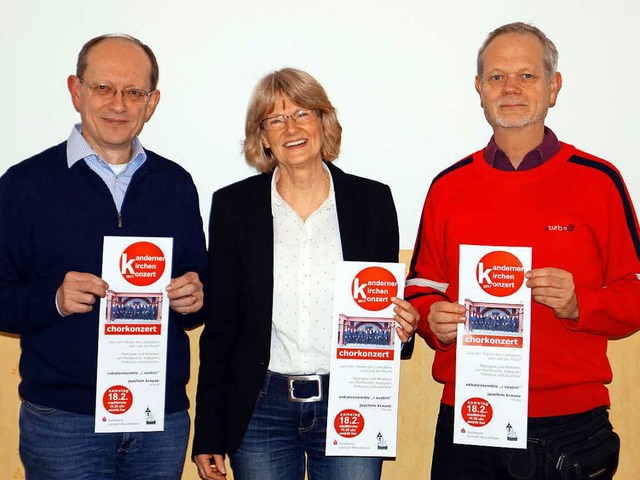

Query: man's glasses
[260,109,320,131]
[77,77,154,103]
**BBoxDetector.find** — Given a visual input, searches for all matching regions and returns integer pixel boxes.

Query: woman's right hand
[194,453,227,480]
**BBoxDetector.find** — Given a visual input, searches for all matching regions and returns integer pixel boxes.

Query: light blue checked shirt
[66,123,147,212]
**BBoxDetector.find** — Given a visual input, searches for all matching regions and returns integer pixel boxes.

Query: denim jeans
[230,371,383,480]
[431,403,618,480]
[19,401,189,480]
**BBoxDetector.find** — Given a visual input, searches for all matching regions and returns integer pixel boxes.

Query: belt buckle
[287,374,323,403]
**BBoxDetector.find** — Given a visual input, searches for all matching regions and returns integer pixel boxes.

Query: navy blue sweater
[0,142,207,414]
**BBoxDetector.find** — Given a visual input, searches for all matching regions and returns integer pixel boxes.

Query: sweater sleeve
[405,188,456,352]
[376,184,419,359]
[562,171,640,337]
[0,168,62,334]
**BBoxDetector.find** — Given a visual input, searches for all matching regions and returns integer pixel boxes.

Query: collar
[484,126,560,171]
[65,123,147,169]
[271,162,336,211]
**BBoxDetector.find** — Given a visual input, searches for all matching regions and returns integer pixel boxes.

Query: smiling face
[68,37,160,164]
[475,32,561,131]
[260,93,324,170]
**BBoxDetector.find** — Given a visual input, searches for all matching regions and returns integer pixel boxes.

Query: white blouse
[268,165,343,375]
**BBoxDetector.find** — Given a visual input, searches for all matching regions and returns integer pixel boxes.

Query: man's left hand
[526,267,578,320]
[166,272,203,314]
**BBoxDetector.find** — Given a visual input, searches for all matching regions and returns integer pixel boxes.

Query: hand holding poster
[326,262,405,457]
[94,236,173,433]
[454,245,532,449]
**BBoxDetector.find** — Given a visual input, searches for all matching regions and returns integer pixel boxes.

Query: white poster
[326,261,405,457]
[454,245,532,448]
[94,236,173,433]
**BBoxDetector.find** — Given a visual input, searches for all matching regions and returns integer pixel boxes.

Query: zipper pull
[117,212,123,228]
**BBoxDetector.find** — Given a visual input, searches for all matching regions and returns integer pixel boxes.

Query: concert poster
[325,261,405,457]
[454,244,532,449]
[94,236,172,433]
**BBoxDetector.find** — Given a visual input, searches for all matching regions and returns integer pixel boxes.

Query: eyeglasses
[260,109,320,131]
[77,77,154,103]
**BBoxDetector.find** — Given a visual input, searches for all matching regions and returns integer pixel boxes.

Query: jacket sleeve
[377,184,400,263]
[563,172,640,337]
[192,190,243,456]
[169,173,208,329]
[0,168,62,334]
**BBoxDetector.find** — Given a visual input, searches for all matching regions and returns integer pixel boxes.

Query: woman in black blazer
[193,68,419,480]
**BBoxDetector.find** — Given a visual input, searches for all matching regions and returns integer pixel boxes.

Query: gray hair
[477,22,558,81]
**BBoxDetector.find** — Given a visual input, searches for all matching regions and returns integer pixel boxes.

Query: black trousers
[431,404,619,480]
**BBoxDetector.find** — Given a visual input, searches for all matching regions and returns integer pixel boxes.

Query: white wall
[2,0,638,247]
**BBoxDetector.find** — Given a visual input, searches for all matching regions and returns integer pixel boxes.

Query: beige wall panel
[607,334,640,480]
[0,333,25,480]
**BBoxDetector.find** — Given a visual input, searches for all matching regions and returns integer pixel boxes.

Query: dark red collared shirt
[484,127,560,171]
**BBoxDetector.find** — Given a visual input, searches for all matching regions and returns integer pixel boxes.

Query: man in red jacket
[407,22,640,479]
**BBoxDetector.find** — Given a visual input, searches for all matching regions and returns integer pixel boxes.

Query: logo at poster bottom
[334,409,365,437]
[461,397,493,427]
[103,385,133,414]
[352,267,398,311]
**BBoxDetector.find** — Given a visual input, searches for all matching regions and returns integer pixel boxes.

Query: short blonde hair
[243,68,342,173]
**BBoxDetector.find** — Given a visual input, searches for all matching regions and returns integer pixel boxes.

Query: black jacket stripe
[568,155,640,261]
[409,157,474,279]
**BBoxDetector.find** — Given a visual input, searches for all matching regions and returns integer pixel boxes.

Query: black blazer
[193,162,410,456]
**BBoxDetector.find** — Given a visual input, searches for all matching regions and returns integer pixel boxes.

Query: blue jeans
[19,401,189,480]
[230,371,383,480]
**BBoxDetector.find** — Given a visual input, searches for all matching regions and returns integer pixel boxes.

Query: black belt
[266,371,329,403]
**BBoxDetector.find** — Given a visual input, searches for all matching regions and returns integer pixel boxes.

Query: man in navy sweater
[0,34,207,479]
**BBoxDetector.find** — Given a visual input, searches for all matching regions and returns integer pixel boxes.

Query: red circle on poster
[103,385,133,414]
[476,250,524,297]
[352,267,398,311]
[120,241,166,287]
[461,397,493,427]
[334,409,365,438]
